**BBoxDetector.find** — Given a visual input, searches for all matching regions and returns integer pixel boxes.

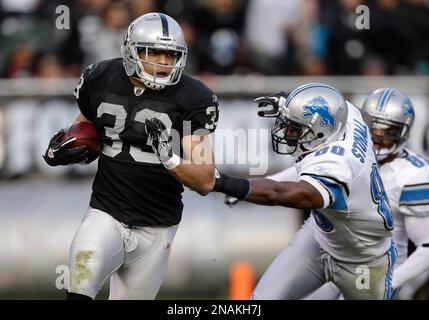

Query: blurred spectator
[1,0,38,14]
[288,0,329,75]
[160,0,190,19]
[78,0,111,13]
[4,43,34,78]
[79,0,130,66]
[194,0,244,35]
[360,54,388,76]
[33,53,65,78]
[0,0,429,78]
[363,0,411,74]
[191,0,246,75]
[129,0,157,20]
[404,0,429,75]
[324,0,369,75]
[296,54,328,76]
[179,19,199,75]
[244,0,299,75]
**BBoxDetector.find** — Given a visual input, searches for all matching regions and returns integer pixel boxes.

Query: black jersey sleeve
[74,64,94,120]
[73,62,110,121]
[177,77,220,136]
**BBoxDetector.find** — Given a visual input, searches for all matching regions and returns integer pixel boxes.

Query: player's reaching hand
[145,118,178,169]
[43,129,89,166]
[255,91,287,118]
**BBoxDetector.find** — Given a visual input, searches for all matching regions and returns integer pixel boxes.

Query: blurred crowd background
[1,0,429,80]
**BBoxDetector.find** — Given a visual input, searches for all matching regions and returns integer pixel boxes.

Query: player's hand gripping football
[42,129,89,166]
[145,118,174,165]
[255,91,287,118]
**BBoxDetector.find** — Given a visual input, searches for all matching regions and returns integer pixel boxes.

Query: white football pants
[251,218,396,300]
[68,207,178,299]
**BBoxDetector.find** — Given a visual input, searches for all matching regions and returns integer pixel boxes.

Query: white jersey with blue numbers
[296,102,393,263]
[379,148,429,265]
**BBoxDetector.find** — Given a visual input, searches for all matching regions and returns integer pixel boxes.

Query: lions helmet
[362,88,415,161]
[272,83,348,156]
[121,13,187,90]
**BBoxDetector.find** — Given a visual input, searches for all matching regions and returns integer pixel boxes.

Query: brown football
[60,121,102,163]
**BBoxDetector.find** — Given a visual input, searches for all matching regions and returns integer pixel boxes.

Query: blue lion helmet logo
[403,102,414,118]
[302,96,336,131]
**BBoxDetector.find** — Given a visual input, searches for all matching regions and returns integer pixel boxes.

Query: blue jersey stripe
[399,188,429,203]
[310,175,348,211]
[384,240,397,300]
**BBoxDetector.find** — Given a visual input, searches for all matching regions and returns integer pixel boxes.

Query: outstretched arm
[168,134,215,196]
[145,118,215,196]
[214,171,324,210]
[224,166,299,207]
[246,179,325,209]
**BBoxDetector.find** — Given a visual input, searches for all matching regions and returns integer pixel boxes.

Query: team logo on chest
[134,87,145,96]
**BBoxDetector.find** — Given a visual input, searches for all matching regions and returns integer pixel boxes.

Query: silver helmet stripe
[158,13,169,37]
[285,83,341,108]
[377,88,394,112]
[285,83,317,106]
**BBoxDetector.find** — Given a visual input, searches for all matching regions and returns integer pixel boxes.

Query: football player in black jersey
[43,13,219,300]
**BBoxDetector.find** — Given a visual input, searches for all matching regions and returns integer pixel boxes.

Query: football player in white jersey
[362,88,429,298]
[259,88,429,300]
[213,83,396,299]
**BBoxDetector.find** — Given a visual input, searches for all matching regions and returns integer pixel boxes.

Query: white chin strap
[376,144,401,161]
[136,60,170,90]
[135,76,166,91]
[376,150,391,161]
[130,76,165,90]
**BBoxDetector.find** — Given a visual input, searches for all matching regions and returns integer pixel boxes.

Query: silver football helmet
[362,88,415,161]
[271,83,348,156]
[121,13,188,90]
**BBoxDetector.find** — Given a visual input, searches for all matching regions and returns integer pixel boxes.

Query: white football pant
[251,218,396,300]
[68,207,178,299]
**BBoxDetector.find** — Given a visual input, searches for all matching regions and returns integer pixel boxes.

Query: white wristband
[163,153,181,170]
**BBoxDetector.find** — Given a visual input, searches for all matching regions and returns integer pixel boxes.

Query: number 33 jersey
[296,102,394,263]
[74,58,219,227]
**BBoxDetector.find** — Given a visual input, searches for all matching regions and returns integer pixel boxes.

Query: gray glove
[255,91,287,118]
[145,118,180,169]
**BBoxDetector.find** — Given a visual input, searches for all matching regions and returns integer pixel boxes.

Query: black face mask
[271,115,319,155]
[371,119,405,150]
